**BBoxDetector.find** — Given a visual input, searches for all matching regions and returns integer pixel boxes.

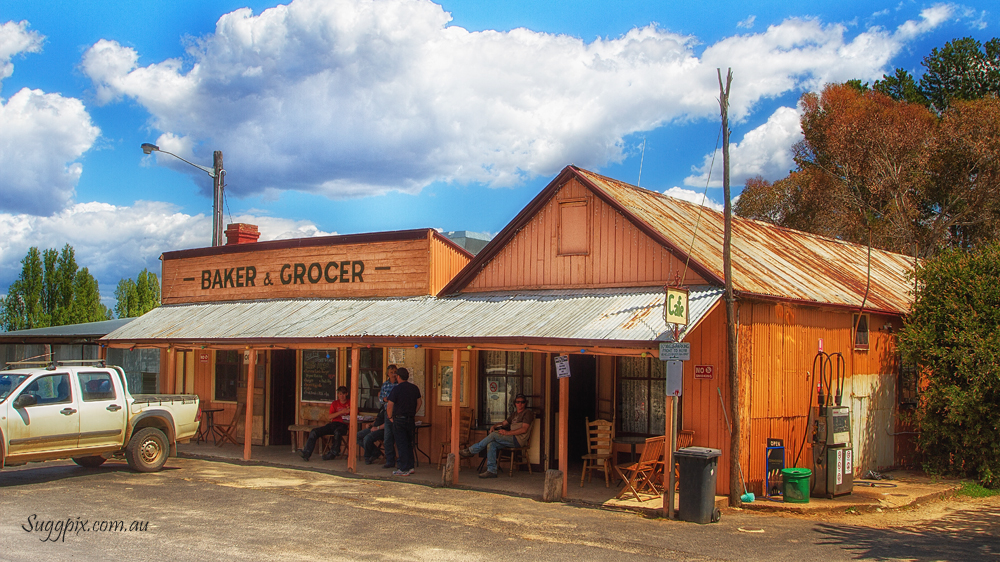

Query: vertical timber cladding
[161,235,437,304]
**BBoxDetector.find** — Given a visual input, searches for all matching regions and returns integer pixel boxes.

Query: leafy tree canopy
[737,37,1000,256]
[114,268,160,319]
[0,245,112,331]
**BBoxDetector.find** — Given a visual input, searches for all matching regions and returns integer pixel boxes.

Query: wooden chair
[499,418,538,476]
[673,430,695,490]
[214,402,245,446]
[614,436,665,502]
[437,408,474,469]
[580,417,614,487]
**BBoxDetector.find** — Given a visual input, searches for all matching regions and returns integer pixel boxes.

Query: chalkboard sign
[301,350,338,402]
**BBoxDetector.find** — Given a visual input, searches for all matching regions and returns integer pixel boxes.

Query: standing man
[386,367,421,476]
[298,386,351,461]
[380,365,400,468]
[460,393,534,478]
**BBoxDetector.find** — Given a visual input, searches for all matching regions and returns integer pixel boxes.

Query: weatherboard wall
[462,177,708,292]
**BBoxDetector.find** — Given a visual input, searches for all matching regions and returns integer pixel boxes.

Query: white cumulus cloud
[0,202,332,301]
[0,20,100,216]
[0,20,42,85]
[81,0,956,203]
[684,105,802,188]
[662,187,724,211]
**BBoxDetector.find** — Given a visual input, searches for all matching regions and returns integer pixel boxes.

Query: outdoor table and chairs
[196,408,225,445]
[614,436,666,502]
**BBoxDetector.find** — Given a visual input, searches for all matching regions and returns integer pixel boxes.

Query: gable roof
[443,166,914,315]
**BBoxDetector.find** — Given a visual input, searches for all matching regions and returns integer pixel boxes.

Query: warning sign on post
[659,342,690,361]
[554,355,571,378]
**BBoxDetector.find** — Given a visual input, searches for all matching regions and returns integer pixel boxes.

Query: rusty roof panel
[576,168,914,314]
[103,286,723,344]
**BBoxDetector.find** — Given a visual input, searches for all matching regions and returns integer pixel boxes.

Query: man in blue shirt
[379,365,399,468]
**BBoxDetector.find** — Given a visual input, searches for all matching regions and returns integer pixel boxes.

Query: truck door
[76,371,126,449]
[6,373,80,455]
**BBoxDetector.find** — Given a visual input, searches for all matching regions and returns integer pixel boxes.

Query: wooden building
[103,166,915,497]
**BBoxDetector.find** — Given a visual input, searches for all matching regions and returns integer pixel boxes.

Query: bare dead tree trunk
[719,68,742,508]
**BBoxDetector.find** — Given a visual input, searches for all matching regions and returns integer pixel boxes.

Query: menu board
[301,350,338,402]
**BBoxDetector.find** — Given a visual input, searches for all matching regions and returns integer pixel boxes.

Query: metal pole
[212,151,224,246]
[666,394,678,519]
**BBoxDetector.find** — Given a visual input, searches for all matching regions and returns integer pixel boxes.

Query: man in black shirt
[386,367,422,475]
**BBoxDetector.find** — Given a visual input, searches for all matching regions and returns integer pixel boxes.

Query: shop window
[346,347,384,411]
[215,350,241,402]
[617,357,667,436]
[853,314,870,351]
[480,351,533,425]
[899,359,918,407]
[558,199,589,255]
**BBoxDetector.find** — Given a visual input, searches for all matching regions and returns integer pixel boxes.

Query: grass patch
[955,482,1000,498]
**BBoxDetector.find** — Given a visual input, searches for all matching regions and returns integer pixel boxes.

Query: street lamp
[141,143,226,247]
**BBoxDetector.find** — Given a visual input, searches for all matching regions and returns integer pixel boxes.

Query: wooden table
[197,408,225,445]
[413,421,431,466]
[613,435,647,463]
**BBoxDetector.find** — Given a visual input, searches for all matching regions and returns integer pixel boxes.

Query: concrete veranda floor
[176,441,960,518]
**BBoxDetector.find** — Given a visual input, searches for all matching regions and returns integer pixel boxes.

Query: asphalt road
[0,457,997,561]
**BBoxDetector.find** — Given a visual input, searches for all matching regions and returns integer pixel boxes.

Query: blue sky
[0,0,994,307]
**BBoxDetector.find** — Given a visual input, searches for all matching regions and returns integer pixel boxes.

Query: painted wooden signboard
[161,234,450,304]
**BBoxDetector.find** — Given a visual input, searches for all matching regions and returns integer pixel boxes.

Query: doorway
[269,350,297,447]
[550,354,598,465]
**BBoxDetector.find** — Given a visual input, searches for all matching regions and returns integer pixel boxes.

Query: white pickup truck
[0,362,200,473]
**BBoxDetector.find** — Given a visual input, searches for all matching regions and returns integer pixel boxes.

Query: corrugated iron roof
[575,168,914,314]
[0,318,135,340]
[103,286,722,346]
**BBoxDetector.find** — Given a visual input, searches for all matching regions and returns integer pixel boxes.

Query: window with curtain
[479,351,533,425]
[617,356,666,436]
[853,314,870,350]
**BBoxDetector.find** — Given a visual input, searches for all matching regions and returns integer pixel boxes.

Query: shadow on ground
[814,505,1000,561]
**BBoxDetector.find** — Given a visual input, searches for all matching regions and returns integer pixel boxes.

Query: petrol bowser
[811,351,854,498]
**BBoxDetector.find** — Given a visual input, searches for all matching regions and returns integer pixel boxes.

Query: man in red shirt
[298,386,351,461]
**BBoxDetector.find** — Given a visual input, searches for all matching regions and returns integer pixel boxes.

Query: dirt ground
[753,491,1000,529]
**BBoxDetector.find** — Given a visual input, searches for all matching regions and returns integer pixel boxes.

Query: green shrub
[899,242,1000,487]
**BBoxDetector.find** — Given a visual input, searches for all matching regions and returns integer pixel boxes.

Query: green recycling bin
[781,468,812,503]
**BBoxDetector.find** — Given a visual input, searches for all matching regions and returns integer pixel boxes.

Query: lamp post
[141,143,225,247]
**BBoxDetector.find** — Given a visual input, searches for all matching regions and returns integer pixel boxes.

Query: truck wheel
[73,456,107,468]
[126,427,169,472]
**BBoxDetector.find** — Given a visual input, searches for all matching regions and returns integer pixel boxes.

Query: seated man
[298,386,351,461]
[357,408,386,465]
[460,393,534,478]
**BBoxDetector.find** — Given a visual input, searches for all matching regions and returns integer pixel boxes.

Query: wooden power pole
[718,68,741,508]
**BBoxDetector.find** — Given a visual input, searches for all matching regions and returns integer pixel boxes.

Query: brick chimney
[225,223,260,245]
